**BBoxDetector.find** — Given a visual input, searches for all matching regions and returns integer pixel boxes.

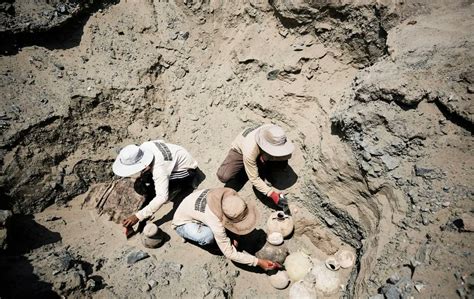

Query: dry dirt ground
[0,0,473,298]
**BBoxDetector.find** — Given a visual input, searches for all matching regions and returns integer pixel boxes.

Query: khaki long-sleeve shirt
[230,125,274,196]
[172,188,259,267]
[135,140,198,221]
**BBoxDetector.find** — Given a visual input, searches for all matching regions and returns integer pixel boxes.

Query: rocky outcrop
[0,209,12,250]
[269,0,395,66]
[0,0,119,54]
[331,7,474,296]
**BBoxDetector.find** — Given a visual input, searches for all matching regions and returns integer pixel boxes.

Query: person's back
[112,140,198,228]
[172,188,281,271]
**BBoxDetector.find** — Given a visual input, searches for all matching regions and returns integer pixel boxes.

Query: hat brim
[255,127,295,157]
[223,200,259,236]
[112,146,154,177]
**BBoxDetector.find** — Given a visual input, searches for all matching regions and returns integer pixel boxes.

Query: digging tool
[278,194,291,216]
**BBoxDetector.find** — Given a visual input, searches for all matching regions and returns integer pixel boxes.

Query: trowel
[279,194,291,216]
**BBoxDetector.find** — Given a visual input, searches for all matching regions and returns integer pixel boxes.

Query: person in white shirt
[112,140,198,228]
[172,187,281,271]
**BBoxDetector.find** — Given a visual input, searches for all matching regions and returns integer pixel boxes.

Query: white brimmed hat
[255,124,294,157]
[112,144,154,177]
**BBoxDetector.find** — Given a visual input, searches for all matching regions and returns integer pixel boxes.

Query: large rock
[270,0,394,66]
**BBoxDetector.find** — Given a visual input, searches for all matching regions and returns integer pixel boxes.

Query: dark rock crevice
[433,98,474,134]
[269,0,397,66]
[1,86,168,214]
[0,0,119,56]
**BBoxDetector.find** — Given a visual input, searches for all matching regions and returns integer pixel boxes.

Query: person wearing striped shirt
[112,140,198,228]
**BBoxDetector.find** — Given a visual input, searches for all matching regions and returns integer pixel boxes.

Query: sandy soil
[0,0,473,298]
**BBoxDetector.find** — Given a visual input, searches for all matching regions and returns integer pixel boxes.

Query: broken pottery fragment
[127,250,149,265]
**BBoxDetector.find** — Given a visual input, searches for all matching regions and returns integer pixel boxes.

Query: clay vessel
[289,275,317,299]
[141,223,164,248]
[268,270,290,289]
[335,250,355,269]
[325,256,340,271]
[256,240,289,264]
[267,232,284,245]
[266,211,294,238]
[284,251,312,281]
[309,259,340,295]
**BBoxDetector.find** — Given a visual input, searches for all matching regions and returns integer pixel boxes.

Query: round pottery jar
[335,249,355,268]
[266,211,294,238]
[267,232,284,245]
[256,239,289,264]
[141,223,164,248]
[268,270,290,289]
[325,256,340,271]
[284,251,312,281]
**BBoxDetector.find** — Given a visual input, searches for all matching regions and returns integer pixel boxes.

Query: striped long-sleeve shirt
[135,140,198,221]
[172,188,258,266]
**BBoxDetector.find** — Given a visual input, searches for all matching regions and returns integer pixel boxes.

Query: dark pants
[216,149,246,183]
[134,169,197,202]
[216,149,288,191]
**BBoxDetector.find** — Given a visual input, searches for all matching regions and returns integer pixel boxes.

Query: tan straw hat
[112,144,154,177]
[207,188,259,235]
[255,124,294,157]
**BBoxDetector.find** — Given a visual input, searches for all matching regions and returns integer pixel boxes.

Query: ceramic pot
[309,259,340,295]
[335,250,355,269]
[325,256,340,271]
[266,211,294,238]
[256,241,289,264]
[267,232,284,245]
[289,277,317,299]
[268,271,290,290]
[284,252,312,281]
[141,223,164,248]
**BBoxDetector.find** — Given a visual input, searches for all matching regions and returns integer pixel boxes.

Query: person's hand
[269,191,281,205]
[269,192,290,212]
[269,192,288,208]
[122,214,139,228]
[257,259,282,271]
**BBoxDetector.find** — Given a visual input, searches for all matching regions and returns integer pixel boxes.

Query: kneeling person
[172,187,280,271]
[217,124,294,208]
[113,140,198,227]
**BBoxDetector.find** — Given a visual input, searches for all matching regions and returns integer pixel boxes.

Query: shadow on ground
[1,215,62,298]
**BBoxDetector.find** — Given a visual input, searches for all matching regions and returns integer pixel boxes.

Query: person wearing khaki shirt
[216,124,294,208]
[172,187,281,271]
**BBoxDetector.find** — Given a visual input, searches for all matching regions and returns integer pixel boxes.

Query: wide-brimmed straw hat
[207,189,258,235]
[112,144,154,177]
[255,124,294,157]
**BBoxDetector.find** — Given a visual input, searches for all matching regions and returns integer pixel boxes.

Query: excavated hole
[5,1,468,298]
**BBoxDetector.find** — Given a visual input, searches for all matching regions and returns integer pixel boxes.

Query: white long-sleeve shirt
[135,140,198,221]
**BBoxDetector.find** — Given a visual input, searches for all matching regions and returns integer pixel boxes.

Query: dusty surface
[0,0,473,298]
